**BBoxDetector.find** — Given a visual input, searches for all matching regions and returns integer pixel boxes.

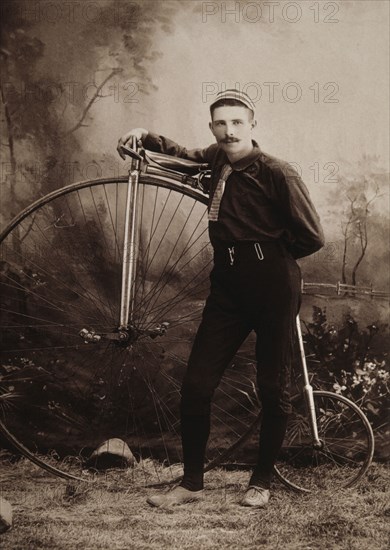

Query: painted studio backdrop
[0,1,389,464]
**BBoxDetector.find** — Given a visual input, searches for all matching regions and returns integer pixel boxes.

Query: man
[117,89,325,508]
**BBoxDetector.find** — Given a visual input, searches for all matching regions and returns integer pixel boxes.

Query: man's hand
[117,128,148,159]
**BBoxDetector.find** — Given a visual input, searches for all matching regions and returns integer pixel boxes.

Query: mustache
[221,138,239,143]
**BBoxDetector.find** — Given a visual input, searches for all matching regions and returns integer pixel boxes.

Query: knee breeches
[180,241,302,416]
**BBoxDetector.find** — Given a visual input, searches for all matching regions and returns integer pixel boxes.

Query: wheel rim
[0,176,259,484]
[274,390,374,492]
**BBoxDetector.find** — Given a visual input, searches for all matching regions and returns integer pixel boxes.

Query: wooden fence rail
[302,281,389,299]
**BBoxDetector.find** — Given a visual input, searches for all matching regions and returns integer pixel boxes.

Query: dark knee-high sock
[180,413,210,491]
[249,411,289,489]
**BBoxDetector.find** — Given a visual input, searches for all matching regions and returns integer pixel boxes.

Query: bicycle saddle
[145,151,209,175]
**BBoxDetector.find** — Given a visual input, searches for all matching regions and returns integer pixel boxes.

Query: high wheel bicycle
[0,139,374,492]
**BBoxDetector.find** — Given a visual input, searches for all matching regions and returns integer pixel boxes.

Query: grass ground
[0,456,389,550]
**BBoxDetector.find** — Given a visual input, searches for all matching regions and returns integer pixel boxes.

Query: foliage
[301,306,389,432]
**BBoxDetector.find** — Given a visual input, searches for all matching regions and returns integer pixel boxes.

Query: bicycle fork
[119,161,140,330]
[80,138,170,344]
[296,315,323,450]
[79,161,141,345]
[118,138,169,339]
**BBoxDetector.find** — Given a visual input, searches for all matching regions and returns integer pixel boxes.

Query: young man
[117,89,325,508]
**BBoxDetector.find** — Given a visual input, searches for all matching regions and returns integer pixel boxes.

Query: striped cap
[210,89,256,114]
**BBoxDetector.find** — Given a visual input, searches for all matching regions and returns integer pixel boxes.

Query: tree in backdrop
[340,177,381,286]
[322,155,388,289]
[0,0,182,225]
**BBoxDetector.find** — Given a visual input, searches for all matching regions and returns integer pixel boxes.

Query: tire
[0,175,259,484]
[273,390,375,492]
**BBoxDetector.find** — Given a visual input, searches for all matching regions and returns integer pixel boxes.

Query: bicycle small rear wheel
[274,390,374,493]
[0,175,259,484]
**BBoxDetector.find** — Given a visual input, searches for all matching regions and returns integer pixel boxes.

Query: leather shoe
[241,486,270,508]
[147,486,204,507]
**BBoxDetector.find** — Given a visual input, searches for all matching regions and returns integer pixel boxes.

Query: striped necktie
[208,164,233,221]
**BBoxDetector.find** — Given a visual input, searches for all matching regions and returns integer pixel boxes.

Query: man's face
[209,105,256,157]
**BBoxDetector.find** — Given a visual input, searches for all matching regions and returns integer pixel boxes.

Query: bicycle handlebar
[119,137,210,193]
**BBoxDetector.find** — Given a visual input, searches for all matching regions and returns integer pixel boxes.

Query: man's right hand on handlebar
[117,128,148,159]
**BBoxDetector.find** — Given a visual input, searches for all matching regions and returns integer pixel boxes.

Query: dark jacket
[143,132,325,259]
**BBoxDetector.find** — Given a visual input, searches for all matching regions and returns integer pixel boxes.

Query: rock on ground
[0,496,12,534]
[86,438,136,470]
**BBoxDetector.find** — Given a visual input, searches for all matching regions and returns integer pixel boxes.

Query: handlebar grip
[119,143,143,161]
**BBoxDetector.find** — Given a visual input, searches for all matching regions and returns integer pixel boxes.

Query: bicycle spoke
[4,230,113,324]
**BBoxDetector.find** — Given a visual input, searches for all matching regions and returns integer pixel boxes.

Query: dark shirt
[143,132,325,259]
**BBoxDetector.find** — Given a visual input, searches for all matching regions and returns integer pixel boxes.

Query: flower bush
[299,306,389,436]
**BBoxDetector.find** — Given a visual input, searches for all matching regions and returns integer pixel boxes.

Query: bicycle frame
[0,141,374,489]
